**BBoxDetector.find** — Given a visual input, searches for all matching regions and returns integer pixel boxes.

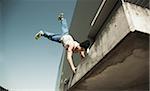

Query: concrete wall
[69,2,149,90]
[123,2,150,34]
[57,0,150,90]
[69,3,129,87]
[70,0,102,42]
[71,31,149,91]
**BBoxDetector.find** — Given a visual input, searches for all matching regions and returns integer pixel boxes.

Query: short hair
[80,40,90,50]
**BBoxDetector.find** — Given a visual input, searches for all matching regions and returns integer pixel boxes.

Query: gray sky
[0,0,76,91]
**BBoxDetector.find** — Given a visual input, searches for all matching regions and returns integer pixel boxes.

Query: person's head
[72,45,85,53]
[80,40,90,51]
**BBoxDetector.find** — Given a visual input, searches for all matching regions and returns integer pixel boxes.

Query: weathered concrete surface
[57,1,150,90]
[70,31,149,91]
[69,3,130,88]
[89,0,150,40]
[68,2,150,90]
[88,0,118,40]
[123,2,150,34]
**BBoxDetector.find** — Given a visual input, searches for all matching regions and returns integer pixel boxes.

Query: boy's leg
[61,19,69,34]
[58,13,69,34]
[43,31,62,43]
[35,31,62,43]
[35,13,69,42]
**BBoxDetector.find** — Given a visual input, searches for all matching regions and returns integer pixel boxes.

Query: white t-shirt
[60,34,79,49]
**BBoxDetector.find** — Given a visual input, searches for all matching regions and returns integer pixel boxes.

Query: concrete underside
[70,31,149,91]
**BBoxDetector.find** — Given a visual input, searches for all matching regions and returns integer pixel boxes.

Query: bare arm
[67,46,76,73]
[80,50,85,59]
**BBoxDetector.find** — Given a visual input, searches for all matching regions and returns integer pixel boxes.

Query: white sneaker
[35,30,44,40]
[86,48,90,54]
[58,13,64,21]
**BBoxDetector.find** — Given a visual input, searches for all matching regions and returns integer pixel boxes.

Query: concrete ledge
[70,31,149,91]
[122,2,150,34]
[69,2,150,89]
[69,4,130,88]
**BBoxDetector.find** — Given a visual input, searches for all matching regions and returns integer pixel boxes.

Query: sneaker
[35,31,44,40]
[86,48,90,54]
[58,13,64,21]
